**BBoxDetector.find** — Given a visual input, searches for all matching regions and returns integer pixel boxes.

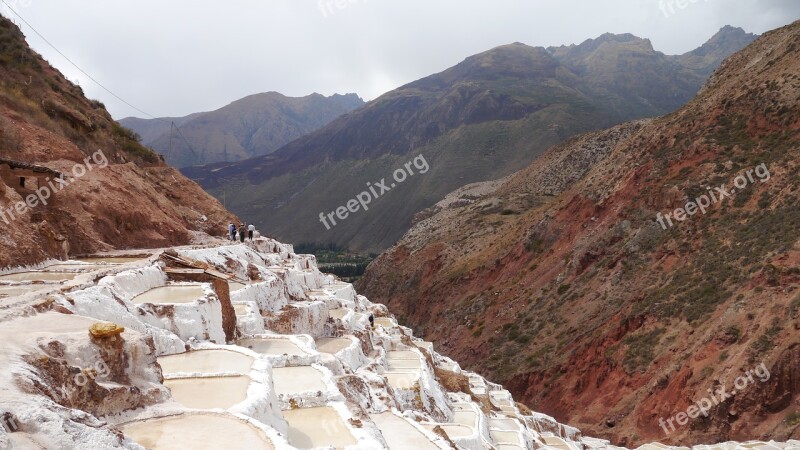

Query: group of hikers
[228,223,256,242]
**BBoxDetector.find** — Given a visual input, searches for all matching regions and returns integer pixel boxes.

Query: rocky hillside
[120,92,364,168]
[360,21,800,445]
[184,27,756,254]
[0,17,236,268]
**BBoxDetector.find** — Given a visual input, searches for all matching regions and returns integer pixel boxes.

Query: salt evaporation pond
[328,308,350,320]
[158,350,254,375]
[0,272,77,282]
[370,413,440,450]
[0,285,50,298]
[164,376,250,409]
[283,407,356,449]
[228,281,247,292]
[423,423,473,438]
[238,338,308,357]
[44,263,105,271]
[233,304,249,315]
[271,366,326,394]
[77,257,144,264]
[121,414,274,449]
[131,285,205,305]
[375,317,397,328]
[315,337,352,354]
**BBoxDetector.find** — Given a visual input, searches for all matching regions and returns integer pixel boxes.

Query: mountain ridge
[120,91,364,168]
[183,26,757,254]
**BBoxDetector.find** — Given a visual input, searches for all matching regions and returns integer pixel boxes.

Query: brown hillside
[0,17,236,267]
[360,20,800,446]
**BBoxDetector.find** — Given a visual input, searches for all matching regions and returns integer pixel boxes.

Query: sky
[1,0,798,119]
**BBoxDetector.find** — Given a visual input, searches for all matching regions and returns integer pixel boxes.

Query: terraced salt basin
[0,285,50,298]
[238,337,309,357]
[328,308,350,320]
[233,303,249,315]
[77,257,144,264]
[315,337,352,354]
[370,413,440,450]
[164,376,251,409]
[158,349,254,375]
[121,414,274,449]
[491,430,522,444]
[423,423,473,438]
[385,372,419,389]
[0,272,78,282]
[375,317,397,328]
[387,350,422,370]
[44,263,106,271]
[283,407,356,449]
[131,284,206,305]
[228,281,247,292]
[271,366,326,394]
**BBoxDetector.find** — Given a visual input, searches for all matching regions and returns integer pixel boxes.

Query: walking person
[238,224,246,243]
[228,223,236,241]
[248,223,255,241]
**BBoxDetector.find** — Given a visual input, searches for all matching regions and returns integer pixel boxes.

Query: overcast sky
[2,0,798,119]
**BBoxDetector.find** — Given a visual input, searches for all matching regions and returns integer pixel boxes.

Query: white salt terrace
[271,366,326,396]
[228,281,247,292]
[328,308,350,320]
[76,256,144,264]
[4,240,797,450]
[283,406,357,449]
[164,376,251,410]
[131,284,206,305]
[385,350,424,389]
[238,337,310,357]
[375,317,397,328]
[121,414,274,450]
[158,349,254,376]
[0,285,50,298]
[370,412,440,450]
[0,271,78,282]
[315,337,353,354]
[43,263,106,271]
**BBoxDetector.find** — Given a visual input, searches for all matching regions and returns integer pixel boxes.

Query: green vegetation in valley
[294,242,375,282]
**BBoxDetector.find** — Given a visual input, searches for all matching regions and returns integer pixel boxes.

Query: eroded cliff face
[0,17,236,268]
[360,21,800,445]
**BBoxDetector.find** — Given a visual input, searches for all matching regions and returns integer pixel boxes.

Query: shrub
[623,328,665,373]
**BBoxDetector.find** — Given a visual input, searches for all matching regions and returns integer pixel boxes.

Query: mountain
[0,17,235,267]
[670,25,761,77]
[184,27,757,254]
[359,21,800,445]
[120,92,364,168]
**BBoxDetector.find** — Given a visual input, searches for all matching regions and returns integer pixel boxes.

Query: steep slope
[0,17,236,268]
[185,27,755,254]
[120,92,364,168]
[360,21,800,445]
